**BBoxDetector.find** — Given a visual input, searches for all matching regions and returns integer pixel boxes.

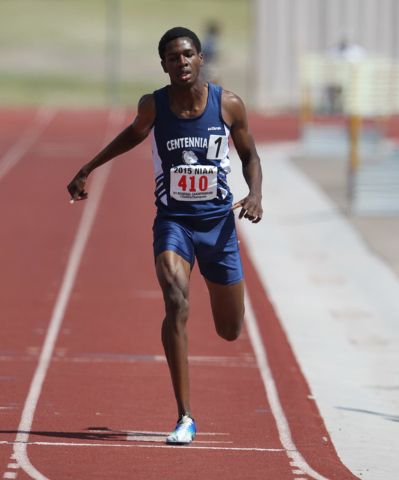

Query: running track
[0,108,359,479]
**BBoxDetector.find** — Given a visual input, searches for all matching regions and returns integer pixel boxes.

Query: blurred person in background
[201,22,221,84]
[325,36,367,113]
[327,37,367,63]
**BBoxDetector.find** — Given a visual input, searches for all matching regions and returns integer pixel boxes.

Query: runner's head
[158,27,202,61]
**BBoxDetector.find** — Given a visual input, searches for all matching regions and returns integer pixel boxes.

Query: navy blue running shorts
[153,210,243,285]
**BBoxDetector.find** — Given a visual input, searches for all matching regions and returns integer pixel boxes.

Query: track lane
[240,243,357,480]
[1,108,360,480]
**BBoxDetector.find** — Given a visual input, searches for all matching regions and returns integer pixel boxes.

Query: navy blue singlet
[151,83,233,218]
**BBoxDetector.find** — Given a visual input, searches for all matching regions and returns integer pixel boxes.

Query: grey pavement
[292,154,399,278]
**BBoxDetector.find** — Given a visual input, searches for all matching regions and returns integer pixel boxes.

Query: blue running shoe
[166,414,196,444]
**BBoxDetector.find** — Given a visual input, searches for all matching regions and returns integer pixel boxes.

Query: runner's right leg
[156,250,192,419]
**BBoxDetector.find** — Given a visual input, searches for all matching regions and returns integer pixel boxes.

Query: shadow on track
[1,427,165,442]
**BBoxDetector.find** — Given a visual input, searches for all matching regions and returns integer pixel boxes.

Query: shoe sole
[165,438,194,445]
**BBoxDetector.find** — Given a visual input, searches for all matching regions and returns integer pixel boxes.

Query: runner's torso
[151,83,233,218]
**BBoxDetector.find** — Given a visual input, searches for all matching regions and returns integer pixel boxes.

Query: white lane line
[2,458,20,480]
[0,107,55,181]
[121,430,229,436]
[244,285,329,480]
[3,441,285,452]
[12,108,126,480]
[127,436,231,444]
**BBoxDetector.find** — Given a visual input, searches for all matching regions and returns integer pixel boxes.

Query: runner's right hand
[67,169,88,204]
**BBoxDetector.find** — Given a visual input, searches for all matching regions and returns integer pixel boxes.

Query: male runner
[67,27,263,445]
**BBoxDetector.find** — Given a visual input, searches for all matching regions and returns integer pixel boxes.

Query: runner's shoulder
[221,88,247,126]
[222,88,245,107]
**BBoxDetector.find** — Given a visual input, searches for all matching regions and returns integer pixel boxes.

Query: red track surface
[0,108,359,479]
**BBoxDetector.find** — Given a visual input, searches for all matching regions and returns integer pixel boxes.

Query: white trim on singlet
[151,126,168,205]
[219,124,231,174]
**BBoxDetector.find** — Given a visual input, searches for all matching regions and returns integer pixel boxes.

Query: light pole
[106,0,122,105]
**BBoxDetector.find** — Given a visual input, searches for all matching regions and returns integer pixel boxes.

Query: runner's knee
[156,251,191,321]
[163,284,190,321]
[216,323,242,342]
[215,310,244,342]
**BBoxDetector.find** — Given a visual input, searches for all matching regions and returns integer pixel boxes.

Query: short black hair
[158,27,202,61]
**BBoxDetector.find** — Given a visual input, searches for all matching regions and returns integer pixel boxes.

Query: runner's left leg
[205,279,245,341]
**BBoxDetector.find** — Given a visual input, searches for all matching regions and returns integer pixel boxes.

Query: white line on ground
[0,107,55,182]
[2,441,285,452]
[119,430,229,436]
[243,286,329,480]
[12,108,126,480]
[126,436,231,444]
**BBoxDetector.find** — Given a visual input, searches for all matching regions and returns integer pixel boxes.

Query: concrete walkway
[229,143,399,480]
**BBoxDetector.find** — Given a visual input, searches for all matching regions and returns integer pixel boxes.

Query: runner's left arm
[224,92,263,223]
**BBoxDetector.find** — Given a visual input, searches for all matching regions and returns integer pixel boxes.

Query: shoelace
[176,414,193,432]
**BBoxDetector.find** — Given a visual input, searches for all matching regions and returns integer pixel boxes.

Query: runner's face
[161,37,203,85]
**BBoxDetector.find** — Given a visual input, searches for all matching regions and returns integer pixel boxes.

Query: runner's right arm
[67,94,155,203]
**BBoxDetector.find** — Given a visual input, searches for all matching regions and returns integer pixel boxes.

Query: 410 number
[178,175,208,192]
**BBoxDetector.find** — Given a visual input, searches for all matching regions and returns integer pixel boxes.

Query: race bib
[207,135,228,160]
[170,165,218,201]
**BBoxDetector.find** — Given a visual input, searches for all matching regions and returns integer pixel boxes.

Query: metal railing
[299,55,399,215]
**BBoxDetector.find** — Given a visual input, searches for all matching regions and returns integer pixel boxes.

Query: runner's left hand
[231,193,262,223]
